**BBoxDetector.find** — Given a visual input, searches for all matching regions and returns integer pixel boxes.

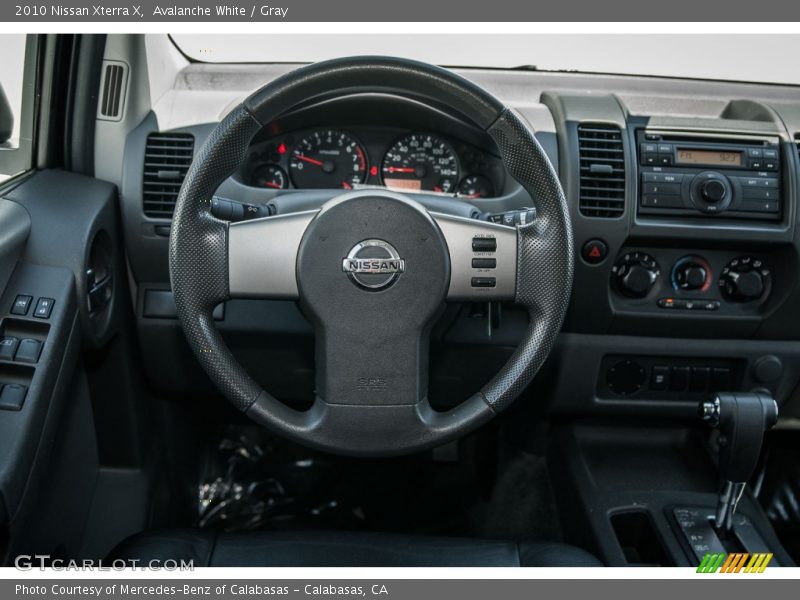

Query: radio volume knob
[701,179,727,203]
[690,172,732,214]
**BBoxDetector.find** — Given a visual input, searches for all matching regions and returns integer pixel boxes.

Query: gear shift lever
[700,392,778,535]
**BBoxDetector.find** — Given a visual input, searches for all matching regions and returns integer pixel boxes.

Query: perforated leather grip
[482,110,574,412]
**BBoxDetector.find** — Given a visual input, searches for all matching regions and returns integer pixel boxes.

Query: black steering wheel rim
[168,56,573,456]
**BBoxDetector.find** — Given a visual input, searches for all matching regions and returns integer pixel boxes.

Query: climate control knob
[719,256,771,303]
[672,255,712,292]
[612,252,660,298]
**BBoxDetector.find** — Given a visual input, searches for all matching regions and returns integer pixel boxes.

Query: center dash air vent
[578,124,626,218]
[142,133,195,219]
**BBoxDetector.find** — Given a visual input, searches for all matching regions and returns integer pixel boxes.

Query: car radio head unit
[637,130,782,221]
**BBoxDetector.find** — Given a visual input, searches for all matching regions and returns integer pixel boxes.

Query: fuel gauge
[457,175,494,199]
[251,164,289,190]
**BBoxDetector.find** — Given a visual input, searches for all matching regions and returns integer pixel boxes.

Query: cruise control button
[581,239,608,265]
[471,277,496,288]
[11,295,32,316]
[471,258,497,269]
[471,237,497,252]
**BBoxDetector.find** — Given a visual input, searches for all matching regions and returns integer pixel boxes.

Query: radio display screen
[676,149,742,167]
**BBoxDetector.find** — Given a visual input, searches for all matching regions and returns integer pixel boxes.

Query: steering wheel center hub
[295,191,451,406]
[342,238,406,290]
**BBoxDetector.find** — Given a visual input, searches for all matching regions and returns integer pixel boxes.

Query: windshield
[171,34,799,86]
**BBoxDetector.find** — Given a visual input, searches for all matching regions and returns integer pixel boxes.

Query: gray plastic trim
[228,210,317,299]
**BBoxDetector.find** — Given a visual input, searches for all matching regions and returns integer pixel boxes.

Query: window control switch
[15,339,42,364]
[0,337,19,361]
[11,295,32,316]
[0,384,27,411]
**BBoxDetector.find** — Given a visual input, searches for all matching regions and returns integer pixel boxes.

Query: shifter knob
[701,392,779,534]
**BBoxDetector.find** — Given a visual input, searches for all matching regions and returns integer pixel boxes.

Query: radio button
[642,195,684,208]
[747,148,764,159]
[643,182,681,195]
[641,143,658,154]
[763,148,778,160]
[748,159,764,170]
[643,172,683,184]
[743,188,779,201]
[738,176,778,188]
[764,160,778,171]
[657,144,672,154]
[658,154,673,166]
[642,153,658,166]
[739,200,780,213]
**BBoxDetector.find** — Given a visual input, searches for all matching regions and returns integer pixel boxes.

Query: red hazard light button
[581,239,608,265]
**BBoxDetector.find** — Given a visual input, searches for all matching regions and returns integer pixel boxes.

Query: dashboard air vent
[97,61,128,121]
[142,133,195,219]
[577,124,626,218]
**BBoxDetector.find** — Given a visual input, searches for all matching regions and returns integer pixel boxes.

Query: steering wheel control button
[14,339,42,364]
[342,239,405,291]
[581,239,608,265]
[33,298,54,319]
[471,236,497,252]
[606,360,646,396]
[471,258,496,269]
[11,295,33,316]
[471,277,496,288]
[0,337,19,361]
[0,383,27,411]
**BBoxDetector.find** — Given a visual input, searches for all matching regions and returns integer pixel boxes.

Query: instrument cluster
[241,127,505,199]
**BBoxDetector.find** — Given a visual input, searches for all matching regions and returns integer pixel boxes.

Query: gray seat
[109,529,603,567]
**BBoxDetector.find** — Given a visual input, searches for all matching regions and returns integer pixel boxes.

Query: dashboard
[113,61,800,419]
[238,126,505,198]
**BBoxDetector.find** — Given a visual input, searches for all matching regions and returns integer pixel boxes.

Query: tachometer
[381,134,459,193]
[289,130,367,189]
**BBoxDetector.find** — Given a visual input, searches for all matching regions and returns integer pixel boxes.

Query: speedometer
[381,134,460,193]
[289,130,367,189]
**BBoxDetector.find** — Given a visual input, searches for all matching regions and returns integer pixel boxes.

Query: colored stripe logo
[697,552,773,573]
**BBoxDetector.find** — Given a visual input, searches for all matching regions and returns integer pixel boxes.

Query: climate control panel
[609,248,773,316]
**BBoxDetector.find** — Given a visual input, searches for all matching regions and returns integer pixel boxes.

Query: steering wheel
[169,56,573,456]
